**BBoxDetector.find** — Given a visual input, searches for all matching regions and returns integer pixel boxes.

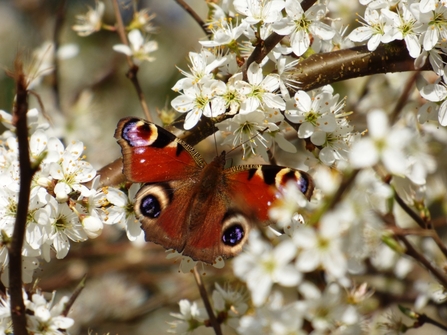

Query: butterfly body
[115,117,313,264]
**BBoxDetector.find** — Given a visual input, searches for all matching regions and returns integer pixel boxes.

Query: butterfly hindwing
[134,180,193,253]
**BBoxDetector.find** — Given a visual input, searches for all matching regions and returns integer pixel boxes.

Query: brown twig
[51,0,67,112]
[328,169,359,211]
[396,235,447,288]
[394,189,447,259]
[192,267,222,335]
[289,41,430,93]
[382,212,447,289]
[111,0,152,121]
[8,58,37,335]
[414,312,447,331]
[174,0,209,36]
[394,191,427,229]
[390,72,419,124]
[62,275,87,316]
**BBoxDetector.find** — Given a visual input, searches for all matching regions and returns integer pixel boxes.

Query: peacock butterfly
[115,117,314,264]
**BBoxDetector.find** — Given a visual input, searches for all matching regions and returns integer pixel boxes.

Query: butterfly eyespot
[222,224,244,246]
[134,183,172,220]
[140,195,162,218]
[221,213,249,247]
[121,119,159,147]
[273,168,313,199]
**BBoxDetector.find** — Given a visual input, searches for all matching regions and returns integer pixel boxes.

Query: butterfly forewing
[115,117,205,183]
[225,165,314,221]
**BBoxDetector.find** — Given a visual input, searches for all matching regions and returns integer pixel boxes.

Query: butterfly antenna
[213,127,219,156]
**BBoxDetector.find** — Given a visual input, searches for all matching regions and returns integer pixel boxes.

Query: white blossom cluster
[169,0,355,166]
[348,0,447,126]
[73,0,158,64]
[168,283,248,334]
[0,289,74,334]
[0,108,142,287]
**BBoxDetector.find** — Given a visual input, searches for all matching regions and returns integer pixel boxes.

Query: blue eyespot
[222,224,244,246]
[140,195,161,218]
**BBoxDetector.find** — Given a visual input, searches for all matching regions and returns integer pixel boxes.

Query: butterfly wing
[225,165,314,221]
[114,117,205,183]
[115,117,205,252]
[181,162,314,263]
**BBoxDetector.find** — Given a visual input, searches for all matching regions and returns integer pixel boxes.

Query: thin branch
[394,190,447,259]
[8,58,37,335]
[328,169,359,211]
[111,0,152,121]
[192,267,222,335]
[62,275,87,316]
[390,72,419,124]
[396,235,447,288]
[390,226,447,259]
[394,191,427,229]
[51,0,67,112]
[381,212,447,288]
[174,0,209,36]
[414,312,447,331]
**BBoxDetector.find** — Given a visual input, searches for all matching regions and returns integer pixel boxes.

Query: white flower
[1,256,39,286]
[47,139,96,201]
[0,292,12,333]
[314,118,355,166]
[200,17,249,48]
[113,29,158,64]
[381,4,422,58]
[272,0,335,57]
[349,109,411,175]
[82,215,103,239]
[165,251,199,274]
[276,57,300,98]
[106,183,143,241]
[216,110,275,159]
[171,78,226,129]
[168,299,206,334]
[129,8,157,33]
[414,281,447,311]
[417,4,447,51]
[238,291,306,335]
[48,200,87,259]
[268,181,309,229]
[285,89,337,139]
[72,0,105,36]
[293,212,347,278]
[212,284,247,329]
[219,72,245,114]
[233,0,285,25]
[299,282,357,331]
[236,62,285,114]
[233,231,301,306]
[172,50,227,91]
[348,7,390,51]
[26,292,74,335]
[419,82,447,126]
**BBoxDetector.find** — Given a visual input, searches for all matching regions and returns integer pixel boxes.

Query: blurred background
[1,0,445,334]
